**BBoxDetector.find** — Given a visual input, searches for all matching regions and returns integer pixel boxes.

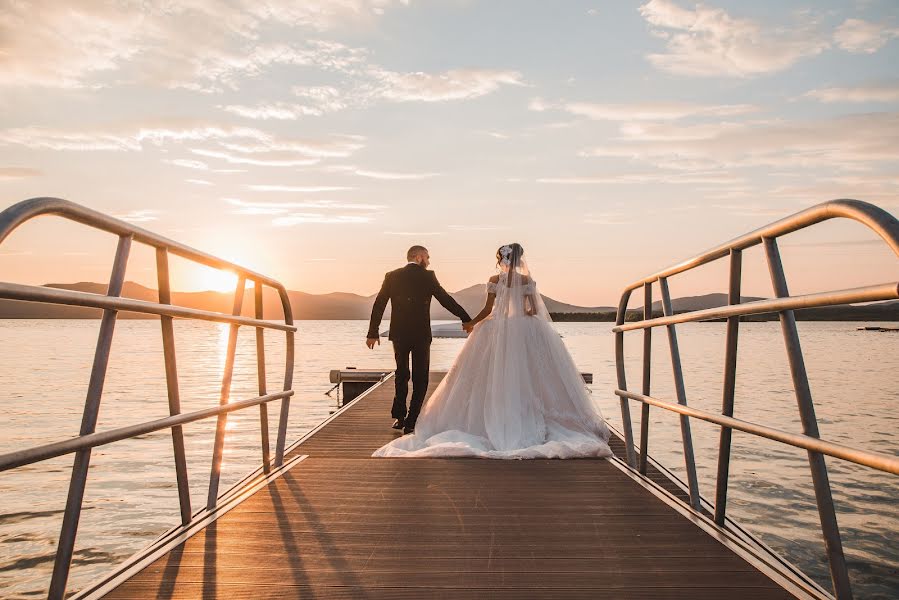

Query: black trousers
[391,339,431,425]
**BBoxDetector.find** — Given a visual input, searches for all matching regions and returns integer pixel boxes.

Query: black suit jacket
[367,264,471,344]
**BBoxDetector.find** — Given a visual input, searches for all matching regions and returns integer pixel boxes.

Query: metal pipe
[254,283,271,474]
[764,237,852,599]
[0,282,295,332]
[613,281,899,332]
[273,281,296,468]
[156,248,192,525]
[659,277,701,510]
[715,249,742,526]
[0,391,293,472]
[620,199,899,293]
[639,282,652,475]
[207,277,246,510]
[274,329,294,467]
[614,389,899,475]
[49,234,131,600]
[614,288,637,468]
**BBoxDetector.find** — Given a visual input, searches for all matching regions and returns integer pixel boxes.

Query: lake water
[0,319,897,598]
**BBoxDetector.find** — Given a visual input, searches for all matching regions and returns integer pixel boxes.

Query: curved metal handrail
[620,199,899,293]
[612,198,899,600]
[0,197,297,599]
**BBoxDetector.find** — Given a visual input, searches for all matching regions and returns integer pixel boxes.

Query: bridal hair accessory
[499,245,512,266]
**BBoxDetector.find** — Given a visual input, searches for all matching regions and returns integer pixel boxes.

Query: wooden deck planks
[103,372,796,599]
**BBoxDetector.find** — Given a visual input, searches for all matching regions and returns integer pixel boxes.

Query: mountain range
[0,282,895,322]
[0,281,615,321]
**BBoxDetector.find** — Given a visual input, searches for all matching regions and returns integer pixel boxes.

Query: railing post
[156,248,192,525]
[254,282,271,474]
[614,289,637,468]
[715,248,742,526]
[639,282,652,475]
[48,234,131,600]
[763,237,852,599]
[274,290,295,467]
[207,276,246,509]
[658,276,701,510]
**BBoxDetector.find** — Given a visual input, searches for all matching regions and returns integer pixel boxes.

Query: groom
[366,246,472,434]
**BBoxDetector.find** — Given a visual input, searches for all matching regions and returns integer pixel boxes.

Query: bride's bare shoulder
[488,275,500,283]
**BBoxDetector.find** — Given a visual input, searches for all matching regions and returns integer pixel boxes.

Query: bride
[373,243,612,459]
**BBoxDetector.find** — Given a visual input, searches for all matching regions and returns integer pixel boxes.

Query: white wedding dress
[372,253,612,460]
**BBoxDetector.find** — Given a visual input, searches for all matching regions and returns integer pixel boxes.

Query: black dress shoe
[402,425,415,435]
[392,418,405,430]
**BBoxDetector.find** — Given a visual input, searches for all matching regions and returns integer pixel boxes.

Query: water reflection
[0,319,895,599]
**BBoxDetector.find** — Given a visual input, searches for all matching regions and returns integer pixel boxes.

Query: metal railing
[613,199,899,600]
[0,198,297,599]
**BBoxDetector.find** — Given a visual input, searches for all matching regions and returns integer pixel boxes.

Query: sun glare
[195,269,240,293]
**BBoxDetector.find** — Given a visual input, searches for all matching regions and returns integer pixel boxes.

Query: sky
[0,0,897,306]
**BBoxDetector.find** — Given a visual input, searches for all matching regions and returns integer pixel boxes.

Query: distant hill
[0,281,612,321]
[0,284,895,322]
[548,293,898,322]
[639,292,898,321]
[430,284,615,320]
[642,293,766,313]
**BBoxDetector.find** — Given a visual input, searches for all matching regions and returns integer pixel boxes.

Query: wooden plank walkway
[103,373,798,599]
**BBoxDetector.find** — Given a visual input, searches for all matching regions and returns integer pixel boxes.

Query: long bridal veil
[373,243,612,459]
[478,244,611,452]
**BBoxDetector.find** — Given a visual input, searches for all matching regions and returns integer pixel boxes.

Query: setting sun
[193,268,240,293]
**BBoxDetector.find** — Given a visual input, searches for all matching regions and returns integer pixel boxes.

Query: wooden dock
[101,373,800,599]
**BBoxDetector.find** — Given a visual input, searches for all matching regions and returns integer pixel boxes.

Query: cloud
[529,97,553,112]
[563,101,757,121]
[292,86,347,113]
[0,167,42,181]
[321,165,440,180]
[221,103,314,120]
[225,198,382,226]
[0,121,268,151]
[166,159,209,170]
[384,231,444,236]
[226,198,384,213]
[581,112,899,169]
[371,68,524,102]
[354,169,437,180]
[537,172,744,185]
[638,0,829,77]
[219,136,363,158]
[834,18,899,54]
[221,87,349,119]
[190,149,320,167]
[246,185,354,193]
[273,213,373,226]
[804,81,899,103]
[186,178,213,185]
[114,209,160,223]
[0,1,410,89]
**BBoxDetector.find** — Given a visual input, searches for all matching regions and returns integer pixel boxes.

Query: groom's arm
[367,273,391,339]
[431,272,471,323]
